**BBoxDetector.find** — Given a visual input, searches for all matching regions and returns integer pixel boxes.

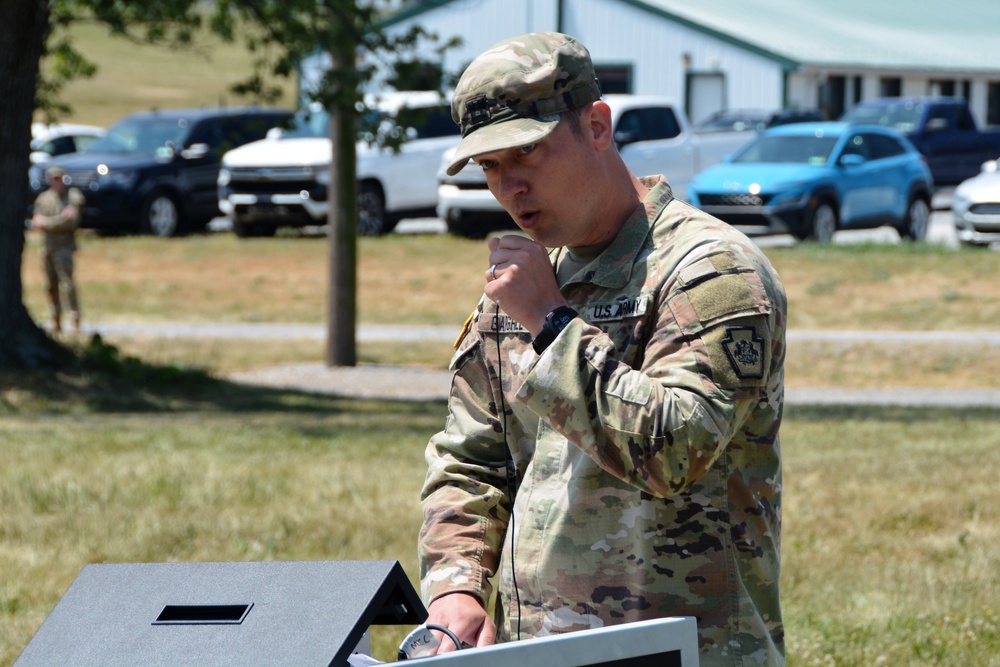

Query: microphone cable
[495,300,522,642]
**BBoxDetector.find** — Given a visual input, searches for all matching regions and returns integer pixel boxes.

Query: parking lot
[393,189,975,247]
[208,188,995,250]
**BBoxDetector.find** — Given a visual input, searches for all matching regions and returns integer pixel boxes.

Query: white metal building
[379,0,1000,127]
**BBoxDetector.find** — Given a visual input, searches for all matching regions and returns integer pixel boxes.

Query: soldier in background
[31,164,85,333]
[418,33,787,666]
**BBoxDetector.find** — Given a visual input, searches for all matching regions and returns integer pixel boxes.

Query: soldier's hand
[485,234,566,337]
[425,592,496,653]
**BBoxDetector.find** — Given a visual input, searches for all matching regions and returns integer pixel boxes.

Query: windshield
[280,104,456,142]
[278,108,387,141]
[283,109,331,139]
[732,133,840,165]
[86,117,191,155]
[696,114,768,133]
[841,102,924,133]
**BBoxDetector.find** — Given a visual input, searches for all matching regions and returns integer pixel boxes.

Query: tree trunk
[324,48,358,368]
[0,0,70,369]
[324,101,359,367]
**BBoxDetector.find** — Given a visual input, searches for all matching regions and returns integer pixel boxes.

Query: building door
[687,72,726,127]
[819,75,847,120]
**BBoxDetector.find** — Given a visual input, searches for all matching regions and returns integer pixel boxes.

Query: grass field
[19,233,1000,387]
[7,236,1000,665]
[40,19,297,128]
[2,385,998,665]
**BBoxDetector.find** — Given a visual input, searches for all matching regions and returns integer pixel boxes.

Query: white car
[952,158,1000,246]
[218,91,460,237]
[30,123,105,164]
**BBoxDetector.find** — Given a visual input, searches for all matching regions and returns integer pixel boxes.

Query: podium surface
[14,560,426,667]
[423,616,699,667]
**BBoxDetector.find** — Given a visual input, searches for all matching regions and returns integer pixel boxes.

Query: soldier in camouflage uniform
[31,164,85,333]
[418,33,787,666]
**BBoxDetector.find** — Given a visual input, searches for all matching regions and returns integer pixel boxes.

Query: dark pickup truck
[841,97,1000,186]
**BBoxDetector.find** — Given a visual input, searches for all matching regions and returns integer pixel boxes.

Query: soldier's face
[475,107,612,248]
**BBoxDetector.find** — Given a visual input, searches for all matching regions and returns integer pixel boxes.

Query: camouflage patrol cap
[446,32,602,176]
[45,165,67,179]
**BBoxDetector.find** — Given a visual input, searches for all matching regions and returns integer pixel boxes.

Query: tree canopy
[0,0,457,370]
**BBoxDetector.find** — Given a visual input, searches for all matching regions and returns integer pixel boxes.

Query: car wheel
[808,200,838,244]
[142,191,182,237]
[900,196,930,241]
[357,182,387,237]
[447,213,489,239]
[232,216,258,239]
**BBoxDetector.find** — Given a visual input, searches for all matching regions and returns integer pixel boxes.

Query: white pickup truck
[218,91,460,237]
[437,94,755,237]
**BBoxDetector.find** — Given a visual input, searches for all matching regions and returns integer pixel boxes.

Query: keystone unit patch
[722,326,765,379]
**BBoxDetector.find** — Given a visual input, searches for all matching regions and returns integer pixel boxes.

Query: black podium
[13,560,426,667]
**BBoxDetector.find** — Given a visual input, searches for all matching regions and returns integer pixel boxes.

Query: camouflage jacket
[419,177,787,666]
[33,187,84,252]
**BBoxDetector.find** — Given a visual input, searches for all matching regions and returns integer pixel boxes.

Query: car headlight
[217,168,231,188]
[950,189,970,212]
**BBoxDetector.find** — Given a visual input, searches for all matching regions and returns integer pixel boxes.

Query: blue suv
[687,122,934,243]
[29,107,292,237]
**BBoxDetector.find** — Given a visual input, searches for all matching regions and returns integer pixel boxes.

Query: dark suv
[29,107,293,236]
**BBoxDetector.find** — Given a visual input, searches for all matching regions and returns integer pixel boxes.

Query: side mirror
[181,143,210,160]
[266,127,284,140]
[982,159,998,174]
[839,153,866,167]
[925,117,950,132]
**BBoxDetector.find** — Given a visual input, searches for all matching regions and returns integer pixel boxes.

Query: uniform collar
[551,176,673,289]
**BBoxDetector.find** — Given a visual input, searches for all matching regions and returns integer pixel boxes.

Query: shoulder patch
[701,315,771,389]
[721,326,765,379]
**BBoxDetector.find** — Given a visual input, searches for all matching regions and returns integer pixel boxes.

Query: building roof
[393,0,1000,74]
[632,0,1000,73]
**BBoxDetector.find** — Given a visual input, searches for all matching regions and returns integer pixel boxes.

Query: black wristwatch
[532,306,579,354]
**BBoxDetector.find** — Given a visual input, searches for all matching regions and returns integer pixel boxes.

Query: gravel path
[83,321,1000,347]
[225,362,1000,408]
[82,321,1000,407]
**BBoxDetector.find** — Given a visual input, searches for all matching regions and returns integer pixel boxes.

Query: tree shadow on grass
[0,334,445,418]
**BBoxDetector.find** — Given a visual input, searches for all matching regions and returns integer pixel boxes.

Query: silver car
[952,158,1000,246]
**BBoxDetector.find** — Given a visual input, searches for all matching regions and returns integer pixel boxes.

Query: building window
[929,79,971,99]
[880,78,902,97]
[988,82,1000,126]
[595,65,632,95]
[819,76,846,120]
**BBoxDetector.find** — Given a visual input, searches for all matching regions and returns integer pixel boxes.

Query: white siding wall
[385,0,560,78]
[385,0,786,116]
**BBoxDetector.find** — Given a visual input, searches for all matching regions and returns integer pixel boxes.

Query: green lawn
[2,358,999,665]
